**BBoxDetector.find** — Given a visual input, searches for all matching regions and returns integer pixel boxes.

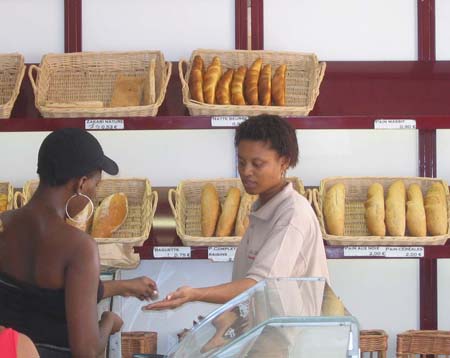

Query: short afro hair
[235,114,299,168]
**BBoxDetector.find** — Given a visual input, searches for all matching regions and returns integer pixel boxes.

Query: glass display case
[166,277,359,358]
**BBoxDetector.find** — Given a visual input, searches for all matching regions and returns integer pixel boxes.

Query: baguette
[424,183,448,236]
[216,69,234,105]
[406,184,426,237]
[0,194,7,212]
[203,56,222,104]
[234,193,258,236]
[216,188,241,237]
[258,64,272,106]
[91,193,128,238]
[201,184,220,237]
[66,203,93,232]
[110,75,145,107]
[189,55,204,102]
[323,183,345,236]
[364,183,386,236]
[231,66,247,105]
[385,180,406,236]
[244,58,262,105]
[272,64,287,106]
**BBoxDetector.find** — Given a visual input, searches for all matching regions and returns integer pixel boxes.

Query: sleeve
[245,224,307,282]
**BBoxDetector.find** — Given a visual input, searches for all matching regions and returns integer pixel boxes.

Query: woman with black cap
[0,128,158,357]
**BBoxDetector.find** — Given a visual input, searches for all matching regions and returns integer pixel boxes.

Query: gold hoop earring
[65,193,94,223]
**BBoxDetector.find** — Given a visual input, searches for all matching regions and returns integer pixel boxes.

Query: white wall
[0,0,64,63]
[436,130,450,182]
[82,0,235,61]
[263,0,418,60]
[436,0,450,60]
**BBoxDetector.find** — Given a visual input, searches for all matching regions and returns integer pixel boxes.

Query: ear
[280,156,290,171]
[73,176,89,194]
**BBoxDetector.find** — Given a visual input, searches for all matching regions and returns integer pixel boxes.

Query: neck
[259,180,288,206]
[28,185,71,220]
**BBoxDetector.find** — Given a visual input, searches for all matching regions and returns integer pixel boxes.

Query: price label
[211,116,248,127]
[85,119,125,130]
[374,119,416,130]
[153,246,191,258]
[208,247,237,262]
[385,247,424,258]
[343,246,386,257]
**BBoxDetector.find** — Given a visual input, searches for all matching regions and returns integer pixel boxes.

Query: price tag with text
[385,247,424,258]
[85,119,125,130]
[343,246,386,257]
[153,246,191,259]
[208,247,237,262]
[374,119,416,130]
[211,116,248,127]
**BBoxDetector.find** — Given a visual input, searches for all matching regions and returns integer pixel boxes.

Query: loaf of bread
[244,58,262,105]
[406,184,427,237]
[234,192,258,236]
[216,69,234,105]
[323,183,345,236]
[258,64,272,106]
[321,286,345,316]
[272,64,287,106]
[203,57,222,104]
[66,203,93,232]
[201,183,220,237]
[216,188,241,237]
[424,183,448,236]
[110,75,145,107]
[385,180,406,236]
[91,193,128,238]
[0,194,7,212]
[189,55,205,103]
[364,183,386,236]
[231,66,247,105]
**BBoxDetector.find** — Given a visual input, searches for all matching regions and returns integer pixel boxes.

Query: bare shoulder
[17,332,39,358]
[62,225,99,265]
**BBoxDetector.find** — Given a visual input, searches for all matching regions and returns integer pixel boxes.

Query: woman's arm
[65,236,122,357]
[102,276,157,300]
[143,278,256,310]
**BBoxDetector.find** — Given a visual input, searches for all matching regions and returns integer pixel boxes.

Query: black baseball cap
[37,128,118,186]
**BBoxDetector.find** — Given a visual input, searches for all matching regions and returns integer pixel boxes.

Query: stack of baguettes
[189,55,287,106]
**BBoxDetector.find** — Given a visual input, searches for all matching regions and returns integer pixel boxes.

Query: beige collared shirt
[232,182,329,283]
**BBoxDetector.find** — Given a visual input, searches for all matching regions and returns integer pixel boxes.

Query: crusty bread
[216,187,241,237]
[201,184,220,237]
[110,75,145,107]
[258,64,272,106]
[189,55,204,102]
[231,66,247,105]
[0,194,7,212]
[364,183,386,236]
[234,192,258,236]
[323,183,345,236]
[385,180,406,236]
[272,64,287,106]
[424,183,448,236]
[406,184,427,237]
[91,193,128,238]
[216,69,234,105]
[66,203,93,232]
[244,58,262,105]
[203,57,222,104]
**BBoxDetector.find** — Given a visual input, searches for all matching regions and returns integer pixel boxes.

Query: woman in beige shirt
[144,114,329,310]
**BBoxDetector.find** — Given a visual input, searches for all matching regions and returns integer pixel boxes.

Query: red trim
[418,0,435,61]
[418,129,436,177]
[420,259,438,329]
[64,0,82,53]
[235,0,248,50]
[251,0,264,50]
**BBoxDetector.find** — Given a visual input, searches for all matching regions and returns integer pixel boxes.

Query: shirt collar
[250,182,294,221]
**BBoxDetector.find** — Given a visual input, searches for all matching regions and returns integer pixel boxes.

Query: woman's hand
[100,311,123,335]
[142,286,196,310]
[122,276,158,301]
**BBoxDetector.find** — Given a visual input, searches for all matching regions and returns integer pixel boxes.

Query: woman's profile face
[237,140,288,195]
[68,170,102,217]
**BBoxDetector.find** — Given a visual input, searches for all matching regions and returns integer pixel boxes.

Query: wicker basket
[360,330,388,357]
[0,182,14,211]
[15,178,157,269]
[313,176,450,246]
[169,177,305,246]
[0,53,25,119]
[397,330,450,356]
[179,49,326,116]
[28,51,171,118]
[122,332,157,358]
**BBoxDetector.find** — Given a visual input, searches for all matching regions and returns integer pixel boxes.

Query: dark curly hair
[234,115,299,168]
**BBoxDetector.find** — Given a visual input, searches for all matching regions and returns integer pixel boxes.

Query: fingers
[142,297,185,311]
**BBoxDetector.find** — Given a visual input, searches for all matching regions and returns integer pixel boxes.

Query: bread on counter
[91,193,128,238]
[323,183,345,236]
[364,183,386,236]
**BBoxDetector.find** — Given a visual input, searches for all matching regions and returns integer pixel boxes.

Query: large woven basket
[28,51,171,118]
[179,49,326,116]
[0,53,25,119]
[313,176,450,246]
[15,178,157,269]
[122,331,157,358]
[360,330,388,357]
[397,330,450,356]
[169,177,305,246]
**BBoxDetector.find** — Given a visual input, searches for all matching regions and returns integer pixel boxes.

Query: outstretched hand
[142,286,195,310]
[123,276,158,301]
